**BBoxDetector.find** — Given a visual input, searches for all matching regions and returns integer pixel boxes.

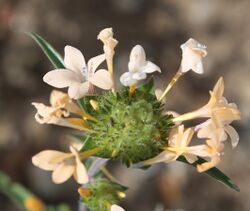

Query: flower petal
[52,163,75,184]
[224,125,239,148]
[180,38,207,74]
[143,151,177,166]
[111,204,125,211]
[87,54,105,77]
[212,77,224,102]
[68,145,89,184]
[64,45,86,77]
[180,127,194,147]
[141,61,161,73]
[74,157,89,184]
[197,155,220,173]
[132,72,147,80]
[32,103,59,124]
[197,120,213,139]
[97,28,118,49]
[120,72,137,87]
[32,150,70,171]
[193,60,204,74]
[128,45,146,71]
[50,90,82,115]
[49,90,69,107]
[88,69,113,90]
[43,69,80,88]
[184,154,198,164]
[215,107,241,122]
[97,28,118,68]
[187,145,211,157]
[68,82,89,99]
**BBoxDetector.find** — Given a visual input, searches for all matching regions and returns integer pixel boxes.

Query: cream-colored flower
[111,204,125,211]
[158,38,206,101]
[120,45,161,86]
[32,102,65,123]
[173,77,241,147]
[179,38,207,74]
[98,28,118,63]
[97,27,118,87]
[200,77,240,121]
[196,118,239,148]
[49,90,81,114]
[32,90,88,130]
[196,124,225,172]
[32,146,88,184]
[43,46,112,99]
[173,77,240,123]
[143,125,209,166]
[197,139,224,172]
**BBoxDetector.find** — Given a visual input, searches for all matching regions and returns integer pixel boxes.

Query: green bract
[79,82,173,166]
[81,179,127,211]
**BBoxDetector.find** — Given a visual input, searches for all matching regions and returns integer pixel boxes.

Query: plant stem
[159,70,183,101]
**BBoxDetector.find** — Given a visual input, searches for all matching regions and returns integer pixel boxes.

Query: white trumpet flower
[97,28,118,68]
[180,38,207,74]
[43,46,113,99]
[32,146,89,184]
[196,123,225,173]
[143,125,209,166]
[158,38,207,101]
[196,118,239,148]
[120,45,161,86]
[174,77,241,147]
[32,90,89,130]
[197,138,224,172]
[98,28,118,89]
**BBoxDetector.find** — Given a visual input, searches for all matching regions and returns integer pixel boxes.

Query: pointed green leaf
[177,156,240,192]
[29,32,65,68]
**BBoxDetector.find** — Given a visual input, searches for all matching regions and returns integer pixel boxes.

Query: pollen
[117,191,126,198]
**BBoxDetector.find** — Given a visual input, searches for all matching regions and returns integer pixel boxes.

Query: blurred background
[0,0,249,210]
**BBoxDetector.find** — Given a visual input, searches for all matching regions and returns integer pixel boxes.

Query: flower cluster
[31,28,241,211]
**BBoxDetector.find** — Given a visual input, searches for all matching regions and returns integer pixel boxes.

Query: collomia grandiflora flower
[30,28,241,211]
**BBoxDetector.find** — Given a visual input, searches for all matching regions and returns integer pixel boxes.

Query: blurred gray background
[0,0,249,210]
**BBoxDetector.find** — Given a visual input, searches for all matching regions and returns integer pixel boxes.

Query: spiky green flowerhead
[80,179,127,211]
[79,80,173,166]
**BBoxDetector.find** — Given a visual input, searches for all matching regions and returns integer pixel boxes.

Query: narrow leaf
[29,32,65,68]
[177,156,240,192]
[0,171,46,210]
